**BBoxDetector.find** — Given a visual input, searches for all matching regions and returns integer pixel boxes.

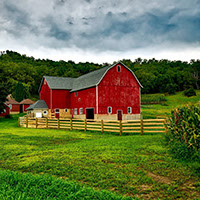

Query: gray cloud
[0,0,200,61]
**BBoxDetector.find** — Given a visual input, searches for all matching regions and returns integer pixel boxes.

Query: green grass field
[0,92,200,199]
[141,90,200,118]
[0,112,200,199]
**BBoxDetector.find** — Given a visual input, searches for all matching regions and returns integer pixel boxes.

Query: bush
[183,88,196,97]
[5,114,12,119]
[141,94,167,104]
[166,104,200,161]
[165,83,177,95]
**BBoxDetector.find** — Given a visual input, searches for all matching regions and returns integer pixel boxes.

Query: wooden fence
[19,117,167,136]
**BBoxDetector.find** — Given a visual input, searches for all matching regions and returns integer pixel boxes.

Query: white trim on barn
[96,62,143,88]
[96,85,98,114]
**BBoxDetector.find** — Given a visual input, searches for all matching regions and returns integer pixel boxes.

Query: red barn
[0,103,10,117]
[36,62,142,120]
[5,95,20,113]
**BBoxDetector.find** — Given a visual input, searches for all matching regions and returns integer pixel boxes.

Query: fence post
[164,119,167,135]
[58,118,60,129]
[119,120,122,136]
[101,120,104,134]
[36,118,38,129]
[84,119,87,131]
[18,117,20,127]
[140,120,143,135]
[70,118,73,131]
[26,116,28,128]
[46,118,48,128]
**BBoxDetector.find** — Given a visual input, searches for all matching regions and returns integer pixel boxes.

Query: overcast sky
[0,0,200,63]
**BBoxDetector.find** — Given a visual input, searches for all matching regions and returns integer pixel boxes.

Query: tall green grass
[141,94,167,104]
[0,170,135,200]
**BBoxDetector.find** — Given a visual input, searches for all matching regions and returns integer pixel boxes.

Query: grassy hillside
[141,90,200,118]
[0,115,200,199]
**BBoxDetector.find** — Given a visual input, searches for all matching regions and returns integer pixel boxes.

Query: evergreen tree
[14,82,27,102]
[0,84,8,113]
[0,68,8,113]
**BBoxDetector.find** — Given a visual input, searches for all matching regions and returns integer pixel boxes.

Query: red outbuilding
[0,103,10,117]
[5,95,20,113]
[20,99,35,113]
[34,62,143,120]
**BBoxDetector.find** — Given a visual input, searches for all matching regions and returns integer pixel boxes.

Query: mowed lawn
[0,115,200,200]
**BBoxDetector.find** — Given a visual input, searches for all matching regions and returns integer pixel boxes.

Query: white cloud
[0,0,199,63]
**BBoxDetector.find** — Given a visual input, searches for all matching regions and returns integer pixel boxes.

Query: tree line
[0,50,199,112]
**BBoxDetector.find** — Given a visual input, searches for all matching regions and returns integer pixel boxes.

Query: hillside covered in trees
[0,50,199,99]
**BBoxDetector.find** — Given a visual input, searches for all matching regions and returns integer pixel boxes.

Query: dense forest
[0,50,200,99]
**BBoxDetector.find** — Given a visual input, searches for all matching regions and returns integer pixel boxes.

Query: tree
[14,82,30,102]
[191,59,200,89]
[0,68,8,114]
[0,84,8,114]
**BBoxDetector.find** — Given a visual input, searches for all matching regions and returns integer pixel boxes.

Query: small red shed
[20,99,35,113]
[0,103,10,117]
[5,95,20,113]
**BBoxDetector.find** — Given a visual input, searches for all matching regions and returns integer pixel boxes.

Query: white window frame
[117,65,121,72]
[74,108,77,115]
[128,107,132,114]
[43,110,48,115]
[55,109,59,113]
[108,106,112,114]
[79,108,83,115]
[78,98,81,102]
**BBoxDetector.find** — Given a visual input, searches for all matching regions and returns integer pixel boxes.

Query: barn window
[117,65,121,72]
[65,108,68,112]
[78,98,81,102]
[75,92,77,97]
[128,107,132,114]
[74,108,77,115]
[43,110,48,115]
[79,108,83,115]
[55,109,59,113]
[108,107,112,114]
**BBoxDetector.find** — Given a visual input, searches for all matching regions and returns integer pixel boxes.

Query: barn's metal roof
[26,100,48,110]
[43,76,75,90]
[70,66,110,92]
[38,62,143,93]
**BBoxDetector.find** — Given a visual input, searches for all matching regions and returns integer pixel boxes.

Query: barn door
[55,109,60,119]
[20,104,23,113]
[86,108,94,120]
[117,110,123,120]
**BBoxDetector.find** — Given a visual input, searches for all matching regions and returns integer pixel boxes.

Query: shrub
[166,104,200,161]
[165,83,177,95]
[5,114,12,119]
[183,88,196,97]
[141,94,167,104]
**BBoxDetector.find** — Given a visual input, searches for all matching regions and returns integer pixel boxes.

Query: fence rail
[19,117,167,136]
